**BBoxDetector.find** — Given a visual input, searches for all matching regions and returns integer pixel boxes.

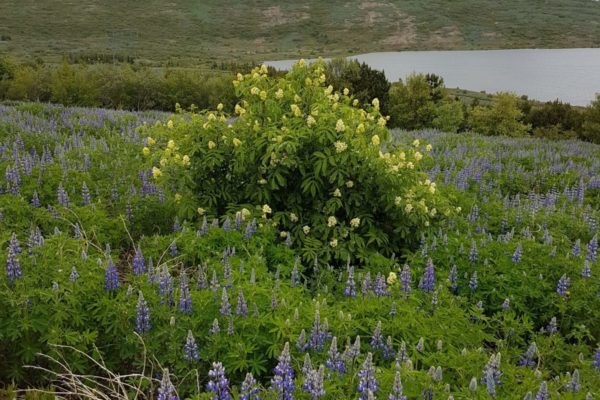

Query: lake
[265,49,600,106]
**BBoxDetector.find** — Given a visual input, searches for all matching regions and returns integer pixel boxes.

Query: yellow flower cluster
[334,141,348,153]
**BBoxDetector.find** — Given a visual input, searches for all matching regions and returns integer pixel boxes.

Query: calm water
[266,49,600,106]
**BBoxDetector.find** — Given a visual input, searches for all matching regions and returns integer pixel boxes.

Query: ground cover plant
[0,62,599,399]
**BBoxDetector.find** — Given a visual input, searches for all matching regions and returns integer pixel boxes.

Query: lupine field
[1,64,600,400]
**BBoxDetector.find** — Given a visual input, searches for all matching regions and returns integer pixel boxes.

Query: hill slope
[1,0,600,64]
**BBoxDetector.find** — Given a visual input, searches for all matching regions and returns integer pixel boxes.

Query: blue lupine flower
[421,258,435,293]
[370,321,384,351]
[395,341,408,366]
[344,265,357,297]
[388,370,407,400]
[373,273,389,297]
[81,182,91,206]
[469,272,478,291]
[271,342,295,400]
[132,245,146,275]
[57,184,70,208]
[227,317,234,336]
[159,265,174,306]
[400,265,412,298]
[157,369,178,400]
[534,381,548,400]
[518,342,537,368]
[448,265,458,292]
[291,258,300,288]
[236,288,248,316]
[390,302,397,316]
[308,309,329,351]
[592,348,600,371]
[173,217,181,233]
[565,369,580,393]
[209,318,220,334]
[296,329,307,352]
[135,291,151,334]
[27,226,44,254]
[581,260,591,278]
[240,372,261,400]
[546,317,558,334]
[556,274,570,296]
[325,337,346,375]
[69,266,80,282]
[179,270,193,314]
[206,362,231,400]
[197,216,208,236]
[572,239,581,257]
[104,258,119,291]
[244,219,257,239]
[302,365,325,400]
[383,336,395,359]
[415,337,424,353]
[361,272,371,297]
[6,233,22,282]
[31,190,41,208]
[512,243,522,263]
[485,369,496,398]
[346,336,361,359]
[501,298,510,310]
[357,352,378,400]
[469,240,478,262]
[169,241,178,257]
[183,330,199,362]
[481,353,502,386]
[222,217,231,232]
[220,288,231,316]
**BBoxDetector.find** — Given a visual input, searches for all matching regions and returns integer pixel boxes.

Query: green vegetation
[1,1,600,65]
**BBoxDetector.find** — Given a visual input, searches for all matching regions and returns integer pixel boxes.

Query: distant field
[1,0,600,65]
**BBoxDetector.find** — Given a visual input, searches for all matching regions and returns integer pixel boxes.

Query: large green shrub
[145,61,447,263]
[469,92,531,136]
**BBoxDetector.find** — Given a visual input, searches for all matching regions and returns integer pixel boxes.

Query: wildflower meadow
[1,61,599,399]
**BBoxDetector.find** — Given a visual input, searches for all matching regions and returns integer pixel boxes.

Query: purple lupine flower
[395,341,408,366]
[370,321,384,351]
[592,348,600,371]
[469,272,478,290]
[206,362,231,400]
[361,272,371,297]
[382,336,395,359]
[173,217,181,233]
[448,265,458,292]
[587,234,597,262]
[179,270,192,314]
[565,369,580,393]
[135,291,151,334]
[104,258,120,291]
[296,329,308,352]
[132,245,146,275]
[271,290,278,310]
[302,365,325,400]
[183,330,200,362]
[534,381,548,400]
[485,369,496,398]
[271,342,295,400]
[572,239,581,257]
[357,352,378,400]
[6,233,22,282]
[227,317,234,336]
[469,240,478,262]
[481,353,502,386]
[512,243,522,263]
[325,337,346,375]
[240,372,261,400]
[31,190,41,208]
[57,184,70,208]
[209,318,220,334]
[220,288,231,316]
[69,266,80,282]
[234,212,244,231]
[210,270,220,292]
[390,302,397,316]
[546,317,558,334]
[556,274,570,296]
[518,342,537,368]
[169,241,178,257]
[27,226,44,254]
[198,216,208,236]
[581,260,592,278]
[157,369,178,400]
[81,182,91,206]
[421,258,435,293]
[244,219,257,239]
[308,309,329,351]
[291,259,300,287]
[302,353,313,375]
[159,265,174,306]
[236,288,248,316]
[345,336,361,360]
[197,266,207,289]
[344,265,357,297]
[415,337,424,353]
[373,273,389,297]
[222,217,231,232]
[388,370,407,400]
[501,298,510,310]
[400,265,411,298]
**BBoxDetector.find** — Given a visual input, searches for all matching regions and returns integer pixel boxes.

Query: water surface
[266,49,600,106]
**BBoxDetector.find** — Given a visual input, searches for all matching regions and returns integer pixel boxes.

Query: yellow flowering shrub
[143,60,447,262]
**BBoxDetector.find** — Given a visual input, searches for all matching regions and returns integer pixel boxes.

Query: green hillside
[1,0,600,65]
